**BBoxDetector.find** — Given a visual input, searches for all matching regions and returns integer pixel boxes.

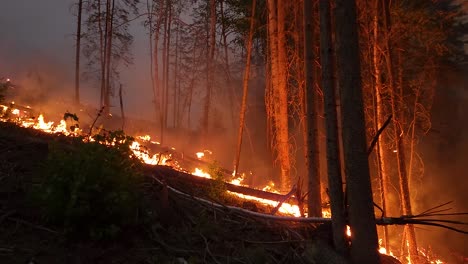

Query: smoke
[411,65,468,261]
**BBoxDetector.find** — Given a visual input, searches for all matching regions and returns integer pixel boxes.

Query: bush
[35,131,142,240]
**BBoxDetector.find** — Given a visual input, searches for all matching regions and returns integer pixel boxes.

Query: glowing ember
[138,135,151,141]
[346,225,352,237]
[196,152,204,159]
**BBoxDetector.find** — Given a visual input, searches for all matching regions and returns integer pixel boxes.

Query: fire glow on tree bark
[303,0,322,218]
[234,0,256,177]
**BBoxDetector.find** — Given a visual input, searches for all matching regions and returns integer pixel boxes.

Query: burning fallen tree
[0,103,467,263]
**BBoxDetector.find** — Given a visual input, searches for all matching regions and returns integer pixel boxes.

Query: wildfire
[0,105,450,264]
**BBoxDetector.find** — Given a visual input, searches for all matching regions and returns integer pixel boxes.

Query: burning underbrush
[0,103,464,263]
[0,118,345,264]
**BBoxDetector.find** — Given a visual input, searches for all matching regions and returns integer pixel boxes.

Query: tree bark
[276,0,291,192]
[234,0,256,176]
[164,0,172,131]
[74,0,83,105]
[318,0,347,255]
[381,0,418,260]
[220,0,236,129]
[104,0,115,114]
[303,0,322,217]
[372,0,390,250]
[334,0,380,263]
[202,0,217,141]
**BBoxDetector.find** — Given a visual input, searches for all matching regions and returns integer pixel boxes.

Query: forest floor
[0,121,405,264]
[0,122,352,264]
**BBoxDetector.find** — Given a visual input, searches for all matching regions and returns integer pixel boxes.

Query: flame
[196,152,204,159]
[192,168,211,178]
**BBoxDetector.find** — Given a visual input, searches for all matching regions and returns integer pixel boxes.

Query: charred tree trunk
[234,0,256,176]
[334,0,380,262]
[74,0,83,105]
[318,0,347,255]
[303,0,322,217]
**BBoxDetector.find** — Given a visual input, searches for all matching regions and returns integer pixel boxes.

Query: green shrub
[35,131,142,240]
[207,162,227,199]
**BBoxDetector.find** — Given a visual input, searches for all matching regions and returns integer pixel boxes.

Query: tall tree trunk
[381,0,418,260]
[98,0,106,109]
[234,0,256,176]
[74,0,83,105]
[173,18,179,128]
[104,0,115,114]
[276,0,291,192]
[220,0,236,129]
[161,1,169,143]
[334,0,380,262]
[202,0,217,141]
[154,21,163,142]
[164,0,172,130]
[303,0,322,217]
[318,0,347,255]
[372,0,390,250]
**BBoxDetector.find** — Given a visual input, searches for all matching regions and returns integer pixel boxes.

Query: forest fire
[0,104,460,263]
[0,103,303,217]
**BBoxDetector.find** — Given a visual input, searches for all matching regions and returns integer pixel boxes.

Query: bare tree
[318,0,347,255]
[74,0,83,105]
[234,0,256,176]
[303,0,322,217]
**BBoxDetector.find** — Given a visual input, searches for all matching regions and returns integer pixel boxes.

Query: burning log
[142,164,295,204]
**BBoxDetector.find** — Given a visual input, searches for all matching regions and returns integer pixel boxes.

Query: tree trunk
[303,0,322,217]
[98,0,106,109]
[381,0,418,260]
[234,0,256,176]
[318,0,347,255]
[220,0,236,129]
[201,0,217,141]
[334,0,380,263]
[164,0,172,130]
[74,0,83,105]
[104,0,115,115]
[372,0,390,250]
[173,18,179,128]
[276,0,291,192]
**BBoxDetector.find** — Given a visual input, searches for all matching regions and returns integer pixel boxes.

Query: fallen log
[142,164,295,204]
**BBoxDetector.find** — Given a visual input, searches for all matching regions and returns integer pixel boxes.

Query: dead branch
[367,115,392,155]
[271,185,297,215]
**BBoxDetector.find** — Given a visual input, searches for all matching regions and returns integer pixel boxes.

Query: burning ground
[0,105,410,263]
[2,102,465,264]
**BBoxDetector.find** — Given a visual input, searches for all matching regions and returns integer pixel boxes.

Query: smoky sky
[0,0,155,119]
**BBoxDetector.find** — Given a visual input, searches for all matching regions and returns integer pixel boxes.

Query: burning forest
[1,0,468,263]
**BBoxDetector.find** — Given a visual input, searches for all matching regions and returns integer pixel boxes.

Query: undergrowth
[33,130,143,241]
